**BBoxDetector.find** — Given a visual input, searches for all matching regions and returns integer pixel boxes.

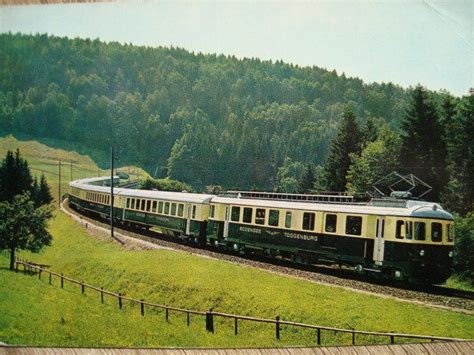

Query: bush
[139,178,193,193]
[453,213,474,284]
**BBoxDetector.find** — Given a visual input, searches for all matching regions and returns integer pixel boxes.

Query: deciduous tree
[0,193,53,270]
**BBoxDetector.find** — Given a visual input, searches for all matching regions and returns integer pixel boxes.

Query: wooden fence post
[275,316,280,340]
[186,312,190,326]
[118,293,122,309]
[140,300,144,316]
[81,282,85,294]
[317,328,321,345]
[205,308,214,333]
[390,332,395,344]
[49,272,52,285]
[60,273,64,288]
[38,269,42,280]
[165,306,169,322]
[234,317,238,336]
[352,328,355,345]
[100,287,104,303]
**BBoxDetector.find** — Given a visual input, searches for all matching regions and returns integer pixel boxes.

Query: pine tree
[297,164,315,193]
[442,94,474,214]
[399,86,448,201]
[322,107,362,192]
[38,174,53,206]
[362,117,379,147]
[0,150,16,202]
[31,176,40,207]
[0,150,52,207]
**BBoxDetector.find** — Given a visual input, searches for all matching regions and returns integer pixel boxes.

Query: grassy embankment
[1,210,473,347]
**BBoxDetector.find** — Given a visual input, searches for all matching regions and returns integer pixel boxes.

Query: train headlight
[419,250,425,256]
[448,251,453,258]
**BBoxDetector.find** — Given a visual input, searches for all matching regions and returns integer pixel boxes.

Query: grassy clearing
[1,210,470,347]
[0,134,149,201]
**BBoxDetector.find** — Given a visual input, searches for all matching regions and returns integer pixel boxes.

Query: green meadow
[0,210,472,347]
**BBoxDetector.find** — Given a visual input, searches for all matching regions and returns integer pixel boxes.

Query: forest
[0,33,411,186]
[0,33,471,205]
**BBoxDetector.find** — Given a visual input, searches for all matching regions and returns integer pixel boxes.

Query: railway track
[64,200,474,315]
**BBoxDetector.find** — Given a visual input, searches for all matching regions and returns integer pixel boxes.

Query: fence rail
[14,259,468,346]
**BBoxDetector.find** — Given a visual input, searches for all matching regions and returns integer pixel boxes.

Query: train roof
[70,177,454,220]
[70,178,214,204]
[210,196,454,220]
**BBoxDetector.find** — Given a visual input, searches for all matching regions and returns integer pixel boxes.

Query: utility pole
[110,146,114,239]
[58,160,61,207]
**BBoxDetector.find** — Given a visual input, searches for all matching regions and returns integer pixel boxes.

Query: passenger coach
[206,196,454,283]
[69,177,213,243]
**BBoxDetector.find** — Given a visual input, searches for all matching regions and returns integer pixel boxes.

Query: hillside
[0,32,420,190]
[0,134,148,200]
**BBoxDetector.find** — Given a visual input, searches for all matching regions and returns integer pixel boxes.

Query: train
[68,176,455,284]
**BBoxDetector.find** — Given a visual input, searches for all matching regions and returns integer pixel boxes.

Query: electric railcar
[68,177,454,284]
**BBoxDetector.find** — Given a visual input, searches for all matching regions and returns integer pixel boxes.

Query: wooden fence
[15,259,468,346]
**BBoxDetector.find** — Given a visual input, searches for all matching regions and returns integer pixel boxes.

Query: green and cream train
[69,177,454,284]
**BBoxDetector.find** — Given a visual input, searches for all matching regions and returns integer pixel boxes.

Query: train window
[269,210,279,227]
[140,200,145,211]
[405,221,412,239]
[106,196,109,205]
[447,224,454,242]
[171,203,177,216]
[164,202,170,214]
[152,201,157,213]
[178,204,184,217]
[414,222,426,240]
[147,200,151,212]
[325,214,337,233]
[346,216,362,236]
[192,205,197,219]
[302,212,315,231]
[431,223,442,242]
[231,206,240,222]
[396,220,405,239]
[243,208,253,223]
[285,212,292,228]
[210,205,216,218]
[255,209,266,225]
[158,201,163,213]
[130,198,134,209]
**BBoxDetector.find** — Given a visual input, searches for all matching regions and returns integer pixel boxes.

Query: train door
[223,206,230,239]
[373,217,385,265]
[186,205,192,235]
